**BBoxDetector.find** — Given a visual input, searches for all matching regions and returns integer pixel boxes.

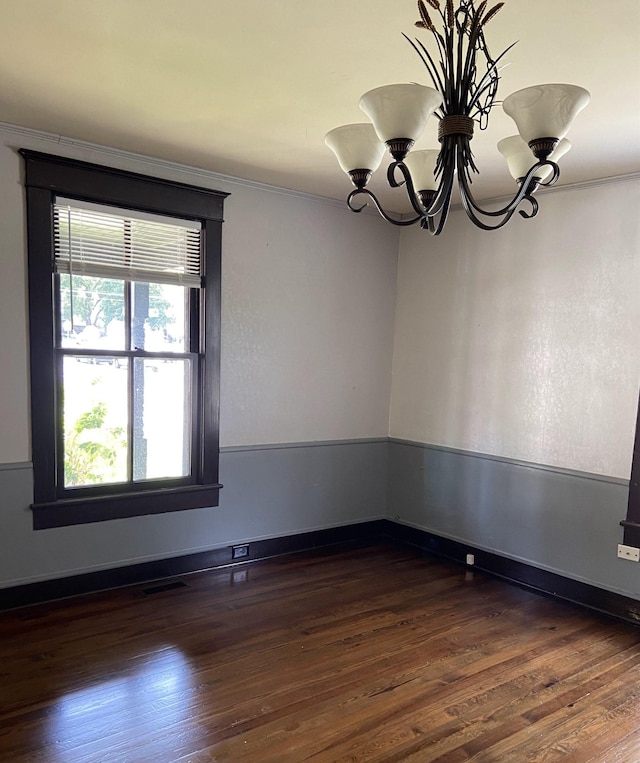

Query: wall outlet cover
[617,544,640,562]
[232,544,249,559]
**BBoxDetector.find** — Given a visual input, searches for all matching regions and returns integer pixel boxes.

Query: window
[622,391,640,546]
[21,151,228,529]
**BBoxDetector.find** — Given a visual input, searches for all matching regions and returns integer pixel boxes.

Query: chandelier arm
[454,146,533,230]
[537,162,561,187]
[347,188,422,227]
[427,173,454,236]
[459,188,520,231]
[457,144,560,220]
[426,157,456,219]
[387,162,432,218]
[518,195,539,219]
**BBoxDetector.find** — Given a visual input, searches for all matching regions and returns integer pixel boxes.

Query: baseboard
[380,520,640,627]
[0,520,386,611]
[3,518,639,626]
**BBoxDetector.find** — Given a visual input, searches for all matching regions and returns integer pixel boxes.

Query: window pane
[59,275,126,350]
[133,358,192,481]
[131,282,190,353]
[62,357,129,488]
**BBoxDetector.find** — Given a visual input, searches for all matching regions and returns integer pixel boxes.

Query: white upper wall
[0,125,399,463]
[390,178,640,478]
[2,121,638,481]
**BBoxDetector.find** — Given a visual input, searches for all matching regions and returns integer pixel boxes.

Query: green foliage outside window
[64,402,126,487]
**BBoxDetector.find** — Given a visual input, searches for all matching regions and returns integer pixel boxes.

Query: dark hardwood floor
[1,542,640,762]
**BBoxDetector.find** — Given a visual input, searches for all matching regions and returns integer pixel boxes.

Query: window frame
[21,150,228,529]
[622,391,640,547]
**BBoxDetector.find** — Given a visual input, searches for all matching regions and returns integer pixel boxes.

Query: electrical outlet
[232,544,249,560]
[466,553,475,566]
[617,544,640,562]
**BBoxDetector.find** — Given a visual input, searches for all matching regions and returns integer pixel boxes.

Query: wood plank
[1,543,639,762]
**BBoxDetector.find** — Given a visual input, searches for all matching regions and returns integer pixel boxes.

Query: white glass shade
[497,136,571,181]
[324,124,386,174]
[502,84,590,143]
[403,149,440,191]
[359,84,442,143]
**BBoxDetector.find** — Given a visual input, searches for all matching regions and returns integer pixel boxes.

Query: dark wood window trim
[621,390,640,546]
[21,150,229,529]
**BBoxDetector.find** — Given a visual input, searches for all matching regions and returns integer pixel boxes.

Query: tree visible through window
[22,151,227,528]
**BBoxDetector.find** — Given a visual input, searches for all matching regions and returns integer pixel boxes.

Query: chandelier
[325,0,590,233]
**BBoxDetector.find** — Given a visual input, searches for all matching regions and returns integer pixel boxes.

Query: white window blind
[54,198,202,287]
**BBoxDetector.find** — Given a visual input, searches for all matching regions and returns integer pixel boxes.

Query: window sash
[55,348,200,497]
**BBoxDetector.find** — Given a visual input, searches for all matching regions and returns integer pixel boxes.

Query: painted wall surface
[0,124,399,463]
[0,124,397,587]
[390,178,640,479]
[388,179,640,601]
[0,443,388,588]
[388,442,639,600]
[1,119,639,602]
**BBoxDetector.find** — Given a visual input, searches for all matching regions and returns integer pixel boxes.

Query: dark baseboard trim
[3,518,639,626]
[0,520,386,611]
[379,520,640,627]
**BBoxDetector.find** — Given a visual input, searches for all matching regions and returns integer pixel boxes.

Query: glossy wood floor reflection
[2,544,640,762]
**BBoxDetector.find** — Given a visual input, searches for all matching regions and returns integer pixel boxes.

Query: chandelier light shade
[359,84,442,149]
[502,84,591,148]
[325,0,590,234]
[324,124,386,185]
[403,149,440,190]
[498,136,572,183]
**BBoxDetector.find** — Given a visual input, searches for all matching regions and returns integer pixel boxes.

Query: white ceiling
[1,1,639,212]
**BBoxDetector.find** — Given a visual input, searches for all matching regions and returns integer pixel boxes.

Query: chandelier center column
[438,115,475,141]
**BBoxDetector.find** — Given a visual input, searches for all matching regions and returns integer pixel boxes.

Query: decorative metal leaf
[482,3,504,25]
[470,0,488,35]
[446,0,455,28]
[417,1,436,31]
[475,1,489,23]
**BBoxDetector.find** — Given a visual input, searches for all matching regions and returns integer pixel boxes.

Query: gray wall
[388,440,638,600]
[0,441,388,588]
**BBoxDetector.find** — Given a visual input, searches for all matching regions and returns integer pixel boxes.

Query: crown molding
[2,122,637,223]
[0,121,374,214]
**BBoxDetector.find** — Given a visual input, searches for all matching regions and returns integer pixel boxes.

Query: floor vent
[140,580,188,596]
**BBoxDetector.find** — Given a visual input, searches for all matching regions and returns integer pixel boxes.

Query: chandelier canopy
[325,0,590,234]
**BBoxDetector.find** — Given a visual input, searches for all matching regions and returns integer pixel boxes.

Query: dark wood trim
[621,519,640,548]
[32,483,223,529]
[0,521,386,611]
[200,219,222,485]
[25,185,58,504]
[622,389,640,546]
[380,521,640,627]
[21,150,226,528]
[20,150,229,221]
[3,518,639,624]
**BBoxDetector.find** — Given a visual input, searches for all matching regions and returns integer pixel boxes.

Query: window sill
[32,483,222,529]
